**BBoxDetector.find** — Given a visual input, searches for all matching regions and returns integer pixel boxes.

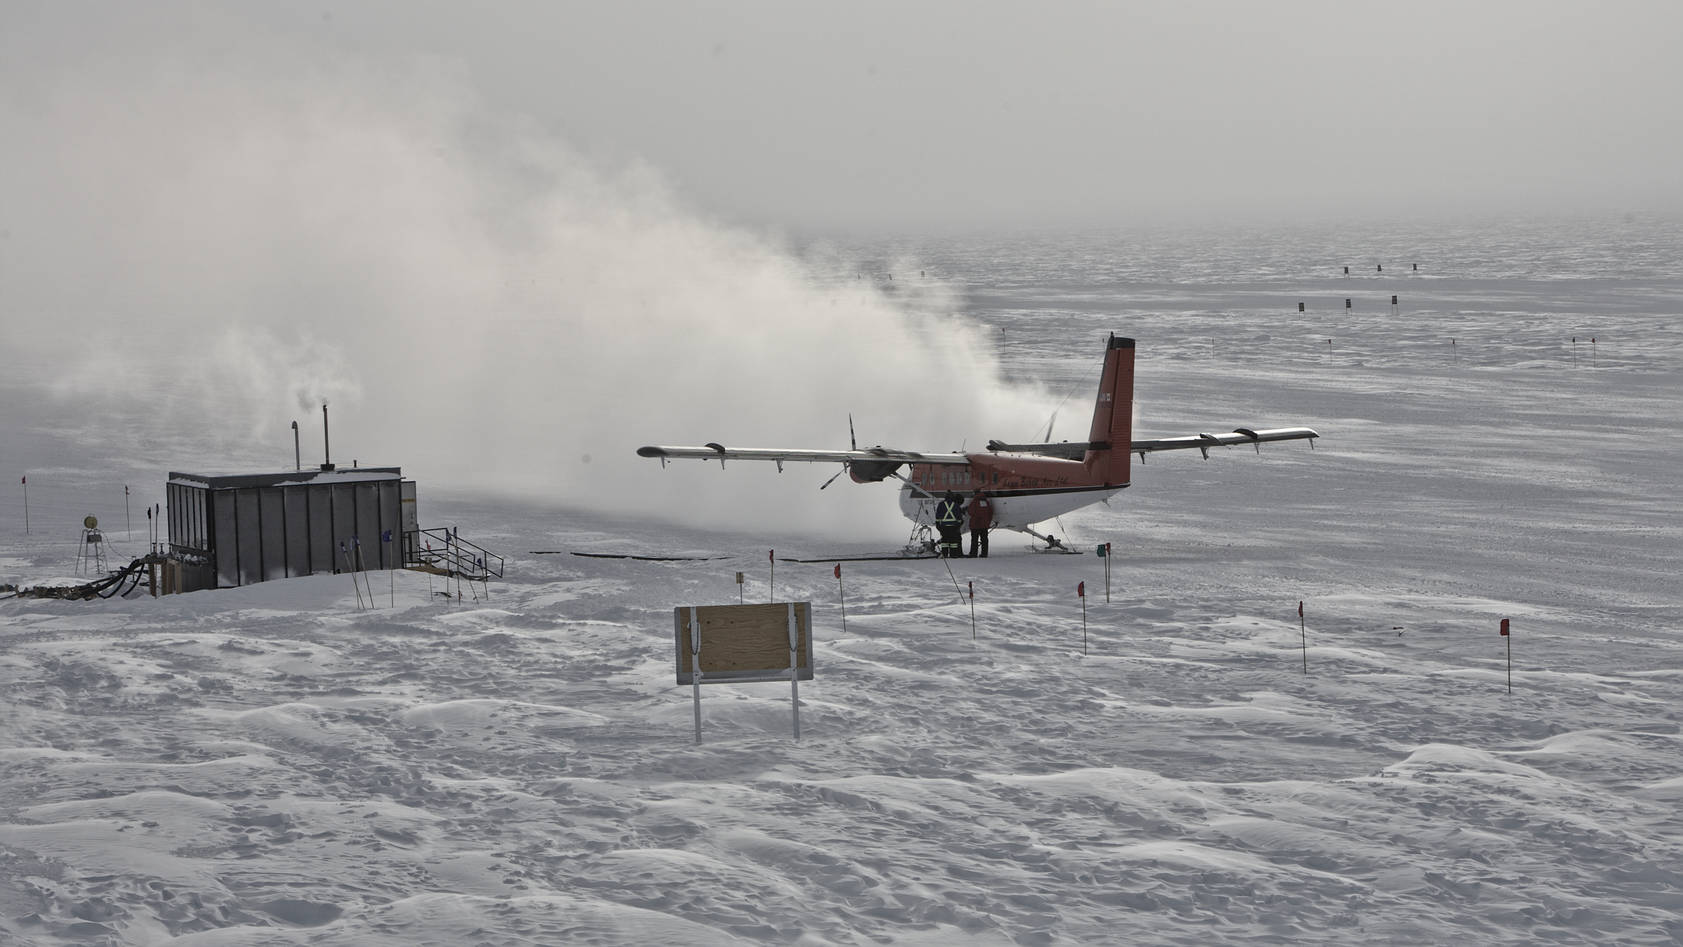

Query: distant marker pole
[125,485,131,541]
[1299,600,1307,674]
[1572,336,1579,367]
[20,475,28,535]
[1078,581,1087,655]
[835,563,847,632]
[1500,618,1511,694]
[769,549,775,603]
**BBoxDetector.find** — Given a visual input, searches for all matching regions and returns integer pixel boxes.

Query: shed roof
[168,467,403,490]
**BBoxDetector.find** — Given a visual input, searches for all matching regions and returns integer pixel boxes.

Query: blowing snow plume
[3,59,1054,539]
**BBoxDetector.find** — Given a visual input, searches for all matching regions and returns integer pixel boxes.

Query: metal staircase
[408,527,505,581]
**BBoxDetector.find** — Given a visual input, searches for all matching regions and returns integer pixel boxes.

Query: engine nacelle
[848,460,903,483]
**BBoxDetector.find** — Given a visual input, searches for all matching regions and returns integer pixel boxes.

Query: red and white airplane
[638,335,1318,548]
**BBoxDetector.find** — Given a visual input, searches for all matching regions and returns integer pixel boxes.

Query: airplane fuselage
[896,454,1127,531]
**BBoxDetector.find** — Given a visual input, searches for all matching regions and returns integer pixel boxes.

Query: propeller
[820,413,856,490]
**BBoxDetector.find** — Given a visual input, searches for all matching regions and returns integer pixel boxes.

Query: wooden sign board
[675,602,813,685]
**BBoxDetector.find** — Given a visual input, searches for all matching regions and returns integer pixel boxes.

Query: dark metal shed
[166,467,415,589]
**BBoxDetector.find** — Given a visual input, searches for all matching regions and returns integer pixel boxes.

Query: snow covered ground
[3,220,1682,944]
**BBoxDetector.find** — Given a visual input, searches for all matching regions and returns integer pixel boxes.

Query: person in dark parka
[966,489,994,558]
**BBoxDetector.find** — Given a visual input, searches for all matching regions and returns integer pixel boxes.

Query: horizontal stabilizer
[1131,426,1319,459]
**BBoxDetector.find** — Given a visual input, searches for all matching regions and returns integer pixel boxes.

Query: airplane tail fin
[1082,334,1134,486]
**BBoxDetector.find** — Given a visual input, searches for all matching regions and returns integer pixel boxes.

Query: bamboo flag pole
[21,476,28,535]
[382,530,395,607]
[1104,542,1112,602]
[1078,581,1087,655]
[1299,600,1307,674]
[835,563,846,632]
[353,536,376,607]
[452,528,463,602]
[341,542,364,611]
[968,580,976,640]
[769,549,775,603]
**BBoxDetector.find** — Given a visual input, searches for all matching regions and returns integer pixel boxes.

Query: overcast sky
[7,1,1682,235]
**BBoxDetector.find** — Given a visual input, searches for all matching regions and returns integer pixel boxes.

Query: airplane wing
[986,426,1319,460]
[636,444,970,467]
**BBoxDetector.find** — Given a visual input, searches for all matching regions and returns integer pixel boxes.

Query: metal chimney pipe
[291,420,300,471]
[321,402,334,471]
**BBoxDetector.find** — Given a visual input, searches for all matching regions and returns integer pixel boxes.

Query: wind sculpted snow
[3,221,1682,944]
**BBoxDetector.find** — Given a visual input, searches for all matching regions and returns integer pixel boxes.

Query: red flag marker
[1298,600,1307,673]
[834,561,846,632]
[1500,618,1512,694]
[1077,582,1088,654]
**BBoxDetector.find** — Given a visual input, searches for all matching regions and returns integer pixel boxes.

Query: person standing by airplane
[934,491,964,558]
[966,489,994,558]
